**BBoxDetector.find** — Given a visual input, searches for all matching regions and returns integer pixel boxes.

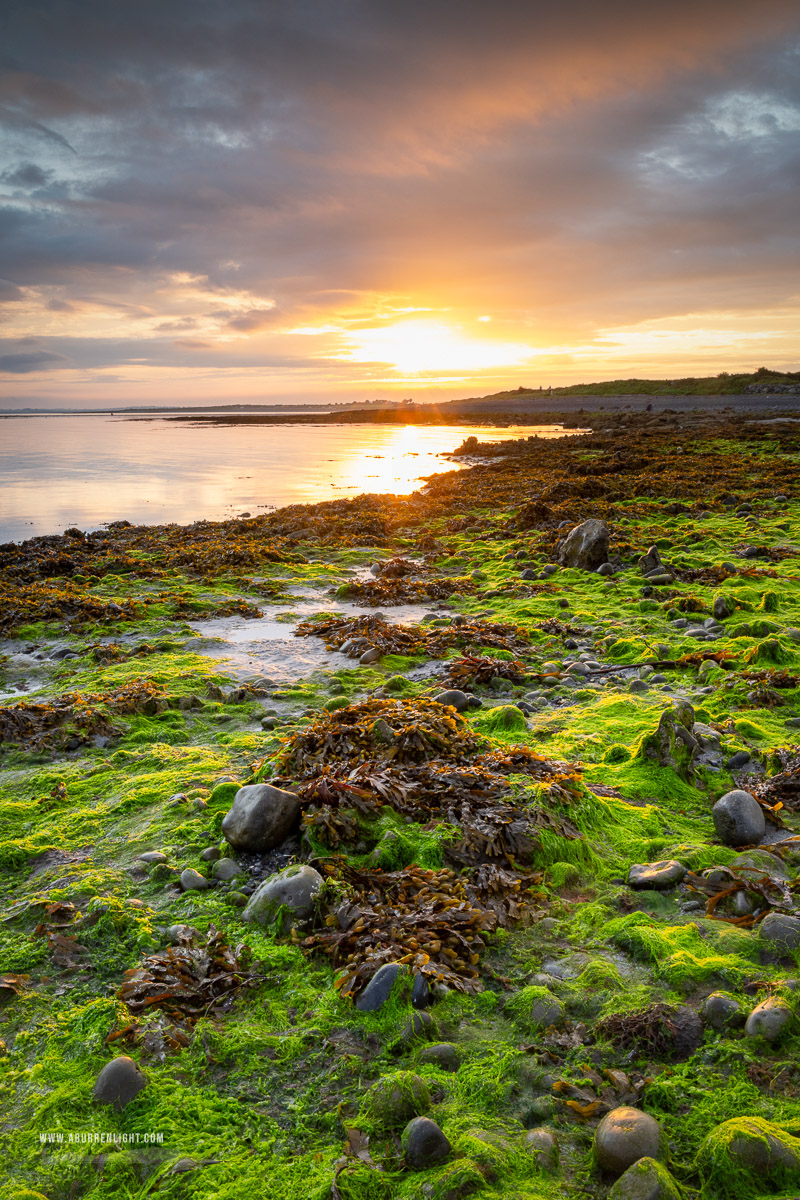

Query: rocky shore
[2,405,800,1200]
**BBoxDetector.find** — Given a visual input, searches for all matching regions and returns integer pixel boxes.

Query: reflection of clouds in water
[0,415,575,540]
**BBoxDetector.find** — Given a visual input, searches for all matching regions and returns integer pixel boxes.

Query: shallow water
[0,414,576,541]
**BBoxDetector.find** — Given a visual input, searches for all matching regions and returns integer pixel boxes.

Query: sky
[1,0,799,409]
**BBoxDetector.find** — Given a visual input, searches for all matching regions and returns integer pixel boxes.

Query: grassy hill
[482,367,799,399]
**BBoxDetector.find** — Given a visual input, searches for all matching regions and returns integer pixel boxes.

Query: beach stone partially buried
[211,856,243,882]
[759,912,800,952]
[242,864,323,928]
[221,783,300,853]
[356,962,406,1012]
[419,1043,460,1072]
[362,1071,430,1129]
[180,868,210,891]
[745,997,793,1042]
[711,789,765,847]
[433,689,470,712]
[525,1128,558,1170]
[595,1107,664,1177]
[701,992,744,1031]
[402,1116,452,1169]
[698,1117,800,1180]
[628,860,686,890]
[557,518,610,570]
[93,1056,148,1109]
[608,1157,682,1200]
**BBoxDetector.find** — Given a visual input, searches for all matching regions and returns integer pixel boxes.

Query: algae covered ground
[2,406,800,1200]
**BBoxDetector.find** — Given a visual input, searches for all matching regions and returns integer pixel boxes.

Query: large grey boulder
[759,912,800,952]
[557,519,610,570]
[712,790,765,847]
[93,1057,148,1109]
[402,1116,451,1169]
[698,1117,800,1180]
[221,784,300,852]
[595,1107,664,1177]
[242,864,322,928]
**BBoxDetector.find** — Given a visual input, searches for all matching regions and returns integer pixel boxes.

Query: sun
[335,318,533,374]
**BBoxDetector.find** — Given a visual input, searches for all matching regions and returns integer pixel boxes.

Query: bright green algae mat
[2,409,800,1199]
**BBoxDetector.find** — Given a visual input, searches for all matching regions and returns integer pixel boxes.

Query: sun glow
[335,319,534,374]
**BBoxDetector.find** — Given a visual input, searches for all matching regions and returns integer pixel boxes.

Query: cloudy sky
[1,0,799,408]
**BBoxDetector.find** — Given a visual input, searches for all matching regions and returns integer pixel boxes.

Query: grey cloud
[0,349,71,372]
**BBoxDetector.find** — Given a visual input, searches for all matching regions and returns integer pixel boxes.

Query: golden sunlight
[334,318,534,374]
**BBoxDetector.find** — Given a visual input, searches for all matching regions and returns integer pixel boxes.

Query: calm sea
[0,414,575,542]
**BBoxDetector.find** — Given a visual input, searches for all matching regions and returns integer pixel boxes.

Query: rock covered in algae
[759,911,800,952]
[744,996,793,1042]
[697,1116,800,1185]
[92,1056,148,1109]
[221,783,300,852]
[595,1107,664,1176]
[557,518,610,570]
[608,1156,681,1200]
[525,1127,559,1170]
[361,1071,430,1130]
[242,863,323,928]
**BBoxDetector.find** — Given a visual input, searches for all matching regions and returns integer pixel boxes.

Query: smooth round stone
[628,860,686,890]
[221,783,300,853]
[200,846,221,862]
[628,679,648,693]
[745,997,792,1042]
[212,857,243,882]
[530,993,566,1028]
[759,912,800,952]
[411,973,432,1009]
[138,851,167,864]
[701,992,744,1031]
[725,750,751,770]
[360,647,382,664]
[355,962,406,1012]
[433,689,470,712]
[418,1043,460,1072]
[525,1127,558,1170]
[402,1116,451,1169]
[711,790,765,847]
[243,864,323,928]
[595,1107,663,1177]
[93,1057,148,1109]
[180,868,210,891]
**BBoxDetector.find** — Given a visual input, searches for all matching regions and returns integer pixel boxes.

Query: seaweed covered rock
[506,984,566,1030]
[759,911,800,952]
[701,992,744,1031]
[525,1128,559,1171]
[608,1156,681,1200]
[557,518,610,570]
[242,863,322,928]
[92,1056,148,1109]
[595,1107,664,1177]
[634,701,695,777]
[221,783,300,852]
[745,996,793,1042]
[361,1071,430,1130]
[697,1117,800,1189]
[711,789,765,847]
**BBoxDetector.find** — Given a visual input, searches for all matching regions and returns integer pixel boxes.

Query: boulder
[211,857,243,882]
[180,868,210,891]
[639,546,663,575]
[433,689,471,712]
[93,1057,148,1109]
[242,864,322,929]
[701,992,744,1031]
[419,1043,460,1072]
[711,790,765,847]
[635,701,696,777]
[628,860,686,890]
[608,1157,682,1200]
[595,1107,664,1177]
[402,1116,451,1169]
[745,996,792,1042]
[557,519,610,570]
[356,962,406,1012]
[221,784,300,853]
[698,1117,800,1183]
[362,1071,430,1130]
[759,912,800,952]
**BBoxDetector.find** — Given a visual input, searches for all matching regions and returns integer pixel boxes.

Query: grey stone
[93,1057,148,1109]
[530,993,566,1028]
[402,1117,451,1169]
[355,962,406,1012]
[180,868,210,891]
[596,562,615,576]
[525,1128,558,1170]
[712,790,765,847]
[221,784,300,853]
[433,689,470,712]
[608,1157,681,1200]
[639,546,663,575]
[595,1107,663,1177]
[759,912,800,952]
[395,1011,439,1048]
[360,647,382,664]
[212,857,243,882]
[419,1043,460,1072]
[701,992,744,1031]
[701,1118,800,1176]
[242,864,323,928]
[628,860,686,890]
[713,596,733,620]
[411,973,432,1009]
[558,519,610,570]
[745,997,792,1042]
[726,750,752,770]
[138,851,167,864]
